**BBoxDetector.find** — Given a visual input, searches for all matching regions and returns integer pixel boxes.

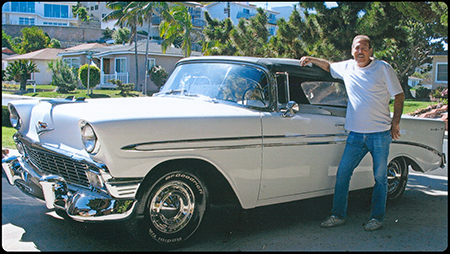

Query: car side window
[276,74,309,107]
[276,73,347,110]
[301,81,348,106]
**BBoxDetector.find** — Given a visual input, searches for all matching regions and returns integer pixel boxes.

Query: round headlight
[8,104,21,130]
[80,121,98,154]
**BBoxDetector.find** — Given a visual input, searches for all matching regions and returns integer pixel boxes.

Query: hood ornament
[36,121,54,135]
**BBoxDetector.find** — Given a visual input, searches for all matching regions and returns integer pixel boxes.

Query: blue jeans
[331,130,392,222]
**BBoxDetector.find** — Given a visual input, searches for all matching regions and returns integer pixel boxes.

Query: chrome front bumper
[2,155,137,222]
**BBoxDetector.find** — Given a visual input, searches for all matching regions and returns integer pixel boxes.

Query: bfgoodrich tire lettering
[140,170,208,246]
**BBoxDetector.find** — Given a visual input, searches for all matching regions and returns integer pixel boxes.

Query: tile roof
[65,43,109,51]
[4,48,65,61]
[59,40,202,57]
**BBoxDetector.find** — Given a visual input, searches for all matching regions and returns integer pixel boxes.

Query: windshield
[156,63,270,108]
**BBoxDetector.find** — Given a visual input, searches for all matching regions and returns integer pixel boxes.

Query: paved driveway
[2,166,447,251]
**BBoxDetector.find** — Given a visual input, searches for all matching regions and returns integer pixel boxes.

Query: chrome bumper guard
[2,155,137,222]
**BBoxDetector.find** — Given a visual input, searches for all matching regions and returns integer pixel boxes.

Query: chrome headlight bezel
[80,121,99,154]
[8,104,22,130]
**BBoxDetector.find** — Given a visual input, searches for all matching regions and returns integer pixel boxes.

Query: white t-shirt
[330,59,403,133]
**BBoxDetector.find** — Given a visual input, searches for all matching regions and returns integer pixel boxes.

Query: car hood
[15,96,262,154]
[67,96,259,122]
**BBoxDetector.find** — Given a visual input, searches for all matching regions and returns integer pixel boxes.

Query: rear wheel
[139,170,208,246]
[387,158,408,201]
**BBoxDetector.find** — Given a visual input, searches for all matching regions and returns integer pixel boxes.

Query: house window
[115,58,127,73]
[63,58,80,69]
[11,2,35,13]
[147,58,156,71]
[243,9,250,14]
[19,17,35,25]
[44,4,69,18]
[436,63,448,83]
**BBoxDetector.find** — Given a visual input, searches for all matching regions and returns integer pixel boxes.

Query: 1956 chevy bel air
[3,56,446,246]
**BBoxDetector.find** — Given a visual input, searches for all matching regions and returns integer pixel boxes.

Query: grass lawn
[2,126,16,149]
[2,84,145,98]
[392,100,443,115]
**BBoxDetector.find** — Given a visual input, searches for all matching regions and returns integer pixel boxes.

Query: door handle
[335,123,345,127]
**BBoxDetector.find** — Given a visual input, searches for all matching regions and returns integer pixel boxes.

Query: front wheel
[139,170,208,246]
[387,158,408,201]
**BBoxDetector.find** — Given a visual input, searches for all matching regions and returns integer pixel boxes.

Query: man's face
[351,39,373,66]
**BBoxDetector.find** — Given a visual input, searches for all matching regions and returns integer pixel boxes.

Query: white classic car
[3,56,446,246]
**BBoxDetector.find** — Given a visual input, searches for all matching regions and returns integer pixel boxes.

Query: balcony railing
[236,11,256,20]
[100,72,129,89]
[150,16,204,28]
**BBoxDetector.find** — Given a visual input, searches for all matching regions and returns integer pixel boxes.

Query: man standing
[299,35,405,231]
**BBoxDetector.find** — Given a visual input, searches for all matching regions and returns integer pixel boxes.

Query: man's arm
[299,56,331,72]
[391,92,405,140]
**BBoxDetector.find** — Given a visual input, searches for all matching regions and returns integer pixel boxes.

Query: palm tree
[127,2,169,95]
[103,2,141,89]
[159,4,195,58]
[6,60,39,90]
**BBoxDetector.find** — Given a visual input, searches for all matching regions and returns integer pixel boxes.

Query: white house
[4,48,66,85]
[203,2,280,36]
[2,1,78,27]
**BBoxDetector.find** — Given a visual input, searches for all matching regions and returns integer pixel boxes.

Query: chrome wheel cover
[387,160,402,194]
[149,180,195,234]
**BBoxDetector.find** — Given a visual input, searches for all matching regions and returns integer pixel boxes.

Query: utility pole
[87,51,93,96]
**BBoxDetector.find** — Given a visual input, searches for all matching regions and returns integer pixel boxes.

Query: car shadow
[2,171,447,251]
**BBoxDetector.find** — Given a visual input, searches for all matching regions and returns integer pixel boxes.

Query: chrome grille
[24,145,90,187]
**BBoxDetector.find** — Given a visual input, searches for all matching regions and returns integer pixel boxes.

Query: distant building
[2,2,78,27]
[271,6,301,22]
[58,41,202,92]
[4,48,66,85]
[428,51,448,89]
[204,2,279,36]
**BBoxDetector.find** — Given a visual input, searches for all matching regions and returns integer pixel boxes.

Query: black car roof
[178,56,343,82]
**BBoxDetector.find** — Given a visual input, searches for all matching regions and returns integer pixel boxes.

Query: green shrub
[2,106,12,127]
[150,65,168,89]
[48,60,78,93]
[78,64,100,89]
[432,86,447,100]
[414,85,431,101]
[108,79,135,95]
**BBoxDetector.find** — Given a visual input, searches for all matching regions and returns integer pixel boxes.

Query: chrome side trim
[121,133,349,152]
[392,140,446,167]
[121,136,263,150]
[104,178,143,198]
[392,140,444,157]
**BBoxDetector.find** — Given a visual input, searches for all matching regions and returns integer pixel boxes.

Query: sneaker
[364,219,383,231]
[320,215,345,228]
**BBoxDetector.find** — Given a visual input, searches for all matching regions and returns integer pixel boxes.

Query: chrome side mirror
[282,101,299,118]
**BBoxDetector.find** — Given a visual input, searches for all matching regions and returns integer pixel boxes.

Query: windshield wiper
[155,89,186,96]
[166,89,186,95]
